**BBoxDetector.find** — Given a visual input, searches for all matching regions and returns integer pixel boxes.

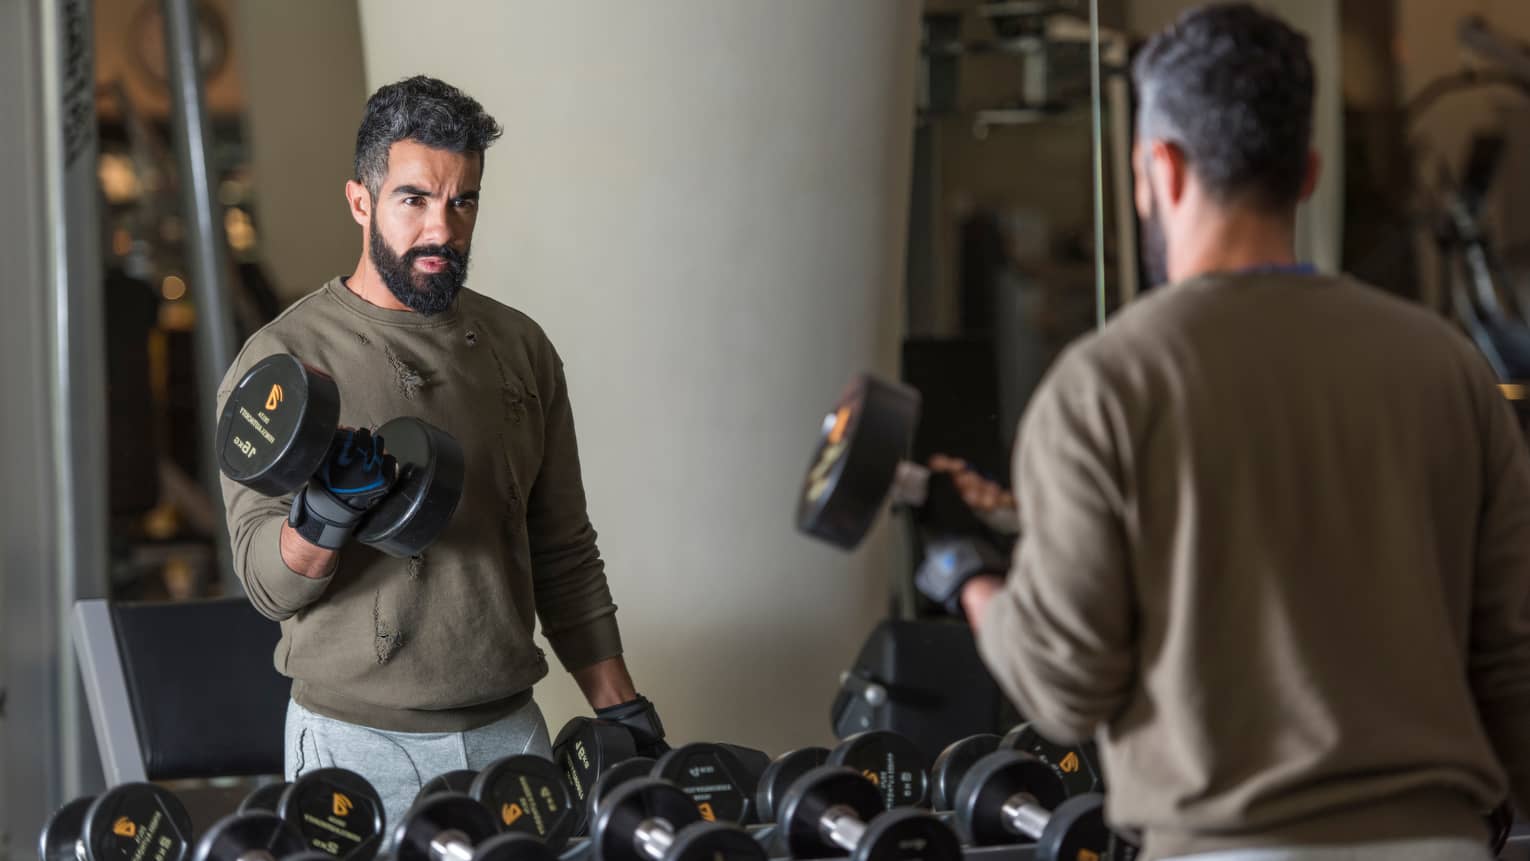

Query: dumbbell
[39,784,194,861]
[999,722,1106,797]
[585,758,657,829]
[590,778,765,861]
[394,793,557,861]
[191,811,334,861]
[828,730,930,810]
[953,750,1134,861]
[416,771,479,803]
[649,743,769,825]
[276,767,387,861]
[931,726,1105,812]
[241,782,292,815]
[754,748,829,825]
[466,755,578,850]
[555,717,768,831]
[216,353,464,557]
[775,766,961,861]
[796,372,1018,550]
[929,735,1000,811]
[555,718,640,835]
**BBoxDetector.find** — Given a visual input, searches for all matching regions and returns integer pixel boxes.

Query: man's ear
[1298,149,1321,203]
[1151,139,1191,209]
[346,180,371,229]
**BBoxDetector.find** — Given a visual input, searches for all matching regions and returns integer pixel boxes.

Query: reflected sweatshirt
[218,278,622,732]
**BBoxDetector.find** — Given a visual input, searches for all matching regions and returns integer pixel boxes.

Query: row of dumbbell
[38,722,1126,861]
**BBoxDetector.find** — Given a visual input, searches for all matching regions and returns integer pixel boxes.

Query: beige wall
[233,0,368,304]
[1127,0,1345,272]
[358,0,920,754]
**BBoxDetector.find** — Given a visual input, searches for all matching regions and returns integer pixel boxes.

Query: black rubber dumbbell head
[828,731,930,809]
[755,747,829,826]
[930,734,999,811]
[82,784,194,861]
[192,812,306,861]
[469,754,576,851]
[278,767,386,861]
[777,766,883,858]
[393,793,498,861]
[216,354,340,496]
[590,778,702,861]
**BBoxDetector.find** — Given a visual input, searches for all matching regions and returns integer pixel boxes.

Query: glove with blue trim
[288,427,399,550]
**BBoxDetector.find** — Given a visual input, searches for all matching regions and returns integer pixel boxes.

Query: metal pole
[161,0,239,592]
[1089,0,1106,329]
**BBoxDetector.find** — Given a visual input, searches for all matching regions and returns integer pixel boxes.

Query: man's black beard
[369,219,469,315]
[1141,191,1169,289]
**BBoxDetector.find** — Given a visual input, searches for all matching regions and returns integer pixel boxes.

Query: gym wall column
[357,2,919,752]
[2,0,108,851]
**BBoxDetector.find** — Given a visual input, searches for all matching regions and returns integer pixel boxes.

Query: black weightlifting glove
[288,427,399,550]
[595,694,669,758]
[914,536,1006,618]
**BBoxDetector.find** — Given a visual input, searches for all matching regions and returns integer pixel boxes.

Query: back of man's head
[1133,3,1314,212]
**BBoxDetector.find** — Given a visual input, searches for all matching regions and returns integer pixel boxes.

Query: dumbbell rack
[548,824,1530,861]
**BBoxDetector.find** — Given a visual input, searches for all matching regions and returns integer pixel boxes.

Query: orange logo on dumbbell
[1077,851,1099,861]
[1060,752,1081,774]
[112,818,136,839]
[502,803,525,826]
[697,802,716,822]
[266,384,284,411]
[332,793,353,817]
[862,771,881,786]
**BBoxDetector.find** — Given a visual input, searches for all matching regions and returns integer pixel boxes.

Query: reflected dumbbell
[796,373,1018,551]
[192,811,333,861]
[276,768,386,861]
[929,735,1001,811]
[777,766,960,861]
[827,731,930,810]
[585,758,658,828]
[241,783,293,816]
[416,771,480,804]
[394,793,557,861]
[590,778,764,861]
[40,784,195,861]
[467,755,578,850]
[999,723,1106,797]
[216,353,464,557]
[953,751,1135,861]
[754,748,829,825]
[651,743,767,825]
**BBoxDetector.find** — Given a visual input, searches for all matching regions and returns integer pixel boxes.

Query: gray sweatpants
[284,698,553,836]
[1163,838,1494,861]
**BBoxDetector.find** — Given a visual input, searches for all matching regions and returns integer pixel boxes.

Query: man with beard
[919,5,1530,860]
[217,76,663,828]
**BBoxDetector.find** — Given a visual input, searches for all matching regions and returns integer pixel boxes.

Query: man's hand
[929,454,1017,514]
[288,427,399,550]
[959,575,1005,632]
[573,657,669,756]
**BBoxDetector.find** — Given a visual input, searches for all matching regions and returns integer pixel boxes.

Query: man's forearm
[573,655,638,709]
[280,521,340,579]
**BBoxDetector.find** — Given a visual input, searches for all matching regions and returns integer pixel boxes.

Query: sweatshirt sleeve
[217,348,336,621]
[1465,361,1530,813]
[526,350,623,672]
[975,349,1137,744]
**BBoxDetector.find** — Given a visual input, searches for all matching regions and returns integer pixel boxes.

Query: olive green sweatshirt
[977,272,1530,859]
[217,278,622,732]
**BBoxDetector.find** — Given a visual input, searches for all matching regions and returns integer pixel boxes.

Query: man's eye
[402,196,422,206]
[453,198,477,210]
